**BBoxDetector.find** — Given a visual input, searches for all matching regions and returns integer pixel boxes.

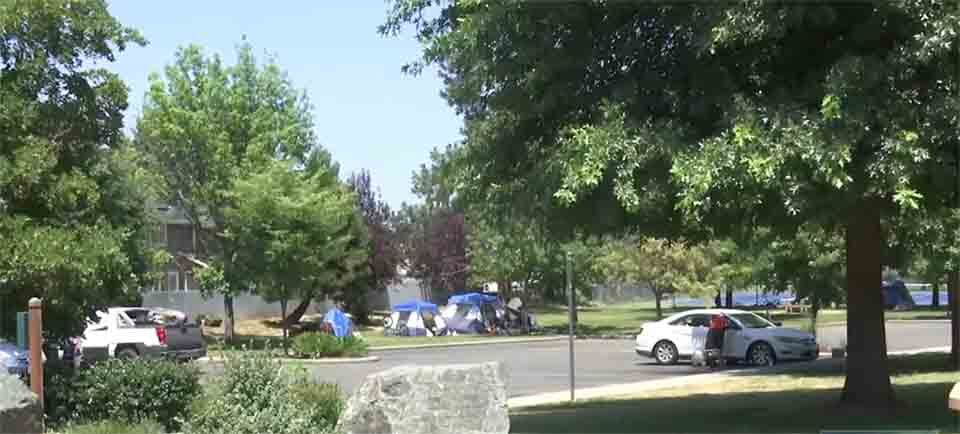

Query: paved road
[817,320,950,351]
[304,339,704,398]
[202,321,951,398]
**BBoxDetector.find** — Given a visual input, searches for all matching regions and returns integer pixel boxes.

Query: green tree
[137,41,321,341]
[0,0,156,337]
[595,236,710,319]
[384,1,960,408]
[223,160,367,347]
[345,170,401,324]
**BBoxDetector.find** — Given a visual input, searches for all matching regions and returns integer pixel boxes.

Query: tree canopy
[223,159,367,338]
[137,41,329,340]
[384,0,960,408]
[0,0,154,337]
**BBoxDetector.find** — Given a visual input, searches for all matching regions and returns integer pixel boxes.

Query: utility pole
[953,7,960,370]
[566,251,575,402]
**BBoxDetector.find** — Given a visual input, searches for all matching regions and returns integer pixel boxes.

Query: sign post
[16,311,28,350]
[28,297,43,409]
[566,251,575,402]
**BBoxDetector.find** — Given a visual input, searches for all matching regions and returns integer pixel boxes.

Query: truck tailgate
[165,323,206,359]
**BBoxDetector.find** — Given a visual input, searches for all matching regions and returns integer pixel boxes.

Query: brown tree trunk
[223,294,235,343]
[499,279,512,300]
[840,199,895,408]
[932,282,941,308]
[283,298,312,326]
[949,272,960,369]
[280,298,288,355]
[654,289,663,320]
[725,288,734,308]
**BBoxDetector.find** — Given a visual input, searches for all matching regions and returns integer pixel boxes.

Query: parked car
[635,309,817,366]
[75,307,207,364]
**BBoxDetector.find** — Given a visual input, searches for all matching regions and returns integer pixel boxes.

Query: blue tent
[392,300,439,313]
[322,308,353,338]
[882,280,915,309]
[447,292,499,306]
[386,300,444,336]
[442,292,502,334]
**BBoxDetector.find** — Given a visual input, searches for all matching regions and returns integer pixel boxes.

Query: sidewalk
[508,345,951,408]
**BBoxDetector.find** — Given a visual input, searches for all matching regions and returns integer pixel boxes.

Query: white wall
[141,290,331,320]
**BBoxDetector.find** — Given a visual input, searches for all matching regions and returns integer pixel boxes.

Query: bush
[291,382,345,428]
[291,332,368,358]
[60,420,164,434]
[185,353,343,434]
[45,359,201,431]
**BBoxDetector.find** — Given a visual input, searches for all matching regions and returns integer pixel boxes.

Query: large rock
[0,374,42,434]
[337,362,509,434]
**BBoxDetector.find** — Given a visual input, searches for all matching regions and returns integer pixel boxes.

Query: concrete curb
[196,355,381,364]
[507,345,951,409]
[370,336,567,352]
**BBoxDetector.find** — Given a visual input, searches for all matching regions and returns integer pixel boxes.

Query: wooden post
[28,297,43,408]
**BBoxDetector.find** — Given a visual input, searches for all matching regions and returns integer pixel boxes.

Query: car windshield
[729,313,775,329]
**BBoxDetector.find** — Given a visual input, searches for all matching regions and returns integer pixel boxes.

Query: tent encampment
[385,300,446,336]
[322,308,354,338]
[441,292,504,335]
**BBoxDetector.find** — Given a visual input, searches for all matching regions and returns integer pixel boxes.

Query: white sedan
[635,309,818,366]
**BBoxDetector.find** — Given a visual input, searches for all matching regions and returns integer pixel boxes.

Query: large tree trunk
[283,298,312,326]
[223,294,235,343]
[840,199,895,408]
[724,288,733,308]
[949,272,960,369]
[933,281,941,308]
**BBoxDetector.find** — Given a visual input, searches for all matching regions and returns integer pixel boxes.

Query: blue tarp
[882,280,915,308]
[447,292,499,306]
[322,308,353,338]
[392,300,438,313]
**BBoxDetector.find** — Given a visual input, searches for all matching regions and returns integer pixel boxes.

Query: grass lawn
[511,352,960,433]
[535,301,685,335]
[534,302,950,336]
[203,304,950,350]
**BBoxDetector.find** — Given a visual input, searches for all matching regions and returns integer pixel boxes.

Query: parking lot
[200,321,952,398]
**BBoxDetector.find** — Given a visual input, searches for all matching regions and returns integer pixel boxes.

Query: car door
[668,314,709,356]
[722,316,749,359]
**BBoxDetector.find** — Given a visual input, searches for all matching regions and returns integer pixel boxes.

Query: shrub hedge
[290,332,368,358]
[45,359,201,431]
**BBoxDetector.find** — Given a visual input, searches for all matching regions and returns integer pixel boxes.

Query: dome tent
[385,300,446,337]
[322,307,354,338]
[441,292,503,335]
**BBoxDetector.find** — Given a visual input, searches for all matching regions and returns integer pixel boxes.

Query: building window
[167,224,195,254]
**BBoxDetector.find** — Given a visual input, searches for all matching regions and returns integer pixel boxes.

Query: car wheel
[653,341,679,365]
[747,342,776,366]
[116,347,140,360]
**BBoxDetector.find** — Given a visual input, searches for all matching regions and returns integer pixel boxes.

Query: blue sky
[107,2,461,209]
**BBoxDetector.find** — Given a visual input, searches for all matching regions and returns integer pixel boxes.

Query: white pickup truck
[74,307,207,364]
